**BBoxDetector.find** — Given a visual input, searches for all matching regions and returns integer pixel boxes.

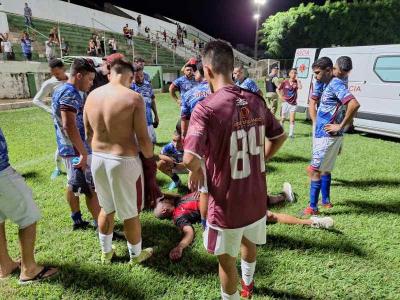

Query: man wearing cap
[134,57,151,82]
[90,53,125,92]
[265,65,280,116]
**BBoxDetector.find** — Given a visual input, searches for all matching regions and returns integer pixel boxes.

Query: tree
[260,0,400,58]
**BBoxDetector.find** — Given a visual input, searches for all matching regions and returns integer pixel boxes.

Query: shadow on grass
[360,132,400,143]
[343,200,400,215]
[265,233,366,257]
[155,141,168,148]
[265,164,277,173]
[332,178,400,188]
[271,154,309,163]
[56,263,148,299]
[256,286,312,300]
[21,171,41,179]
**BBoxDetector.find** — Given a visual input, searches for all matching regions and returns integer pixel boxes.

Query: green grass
[0,94,399,299]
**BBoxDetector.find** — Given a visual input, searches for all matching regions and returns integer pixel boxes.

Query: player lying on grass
[154,184,333,262]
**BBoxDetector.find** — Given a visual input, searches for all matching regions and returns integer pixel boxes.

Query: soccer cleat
[168,179,181,191]
[72,220,90,231]
[310,216,334,229]
[282,182,296,203]
[129,247,154,265]
[50,169,62,180]
[321,202,334,209]
[240,279,254,299]
[101,245,116,264]
[302,206,319,216]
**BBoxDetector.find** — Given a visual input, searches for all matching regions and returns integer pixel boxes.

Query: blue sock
[321,174,332,204]
[309,180,322,210]
[171,173,180,183]
[71,211,83,225]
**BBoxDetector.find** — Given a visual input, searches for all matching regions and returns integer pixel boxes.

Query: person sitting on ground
[157,131,187,190]
[0,128,58,284]
[154,185,333,262]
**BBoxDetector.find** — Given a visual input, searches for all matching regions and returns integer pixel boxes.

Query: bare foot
[0,260,20,279]
[20,265,58,282]
[169,246,183,262]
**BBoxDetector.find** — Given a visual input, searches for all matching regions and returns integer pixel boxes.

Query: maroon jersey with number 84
[184,85,284,229]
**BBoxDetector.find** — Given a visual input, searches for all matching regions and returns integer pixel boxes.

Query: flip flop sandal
[19,266,58,285]
[0,262,21,281]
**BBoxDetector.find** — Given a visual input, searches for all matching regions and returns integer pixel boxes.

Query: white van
[293,45,400,138]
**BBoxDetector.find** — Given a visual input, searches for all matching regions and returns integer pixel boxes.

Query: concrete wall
[0,61,49,99]
[0,12,9,33]
[0,0,138,34]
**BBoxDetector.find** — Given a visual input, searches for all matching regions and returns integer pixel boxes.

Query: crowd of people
[0,37,361,299]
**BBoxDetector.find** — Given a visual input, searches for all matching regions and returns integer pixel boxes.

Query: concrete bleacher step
[0,98,49,111]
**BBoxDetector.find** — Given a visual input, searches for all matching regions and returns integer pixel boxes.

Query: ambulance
[293,45,400,138]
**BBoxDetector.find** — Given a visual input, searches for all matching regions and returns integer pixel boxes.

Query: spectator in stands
[95,35,102,56]
[50,26,59,44]
[1,33,14,61]
[20,31,33,61]
[60,38,69,56]
[45,34,57,62]
[108,38,117,54]
[24,3,33,27]
[123,24,133,46]
[87,39,97,57]
[145,26,150,40]
[123,24,129,38]
[183,27,187,39]
[163,30,167,42]
[100,37,105,55]
[193,38,197,49]
[0,33,3,60]
[137,15,142,31]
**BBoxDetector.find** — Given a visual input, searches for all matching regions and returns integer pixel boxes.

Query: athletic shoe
[50,169,62,180]
[302,206,319,216]
[129,247,154,265]
[310,216,334,229]
[322,202,334,209]
[101,245,116,265]
[240,279,254,299]
[72,220,90,231]
[168,180,181,191]
[282,182,296,203]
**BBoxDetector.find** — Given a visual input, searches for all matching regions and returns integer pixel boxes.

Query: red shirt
[184,85,284,229]
[278,79,299,105]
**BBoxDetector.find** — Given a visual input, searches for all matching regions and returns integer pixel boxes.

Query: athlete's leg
[0,222,19,278]
[85,193,100,223]
[218,254,240,299]
[289,111,296,138]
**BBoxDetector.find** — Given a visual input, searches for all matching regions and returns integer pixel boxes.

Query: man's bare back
[84,82,150,157]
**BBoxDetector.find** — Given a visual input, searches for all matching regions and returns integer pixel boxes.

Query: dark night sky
[75,0,328,47]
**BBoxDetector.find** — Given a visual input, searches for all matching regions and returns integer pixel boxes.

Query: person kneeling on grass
[154,183,333,262]
[0,128,58,284]
[157,131,187,190]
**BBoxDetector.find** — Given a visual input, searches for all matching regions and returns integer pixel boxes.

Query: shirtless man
[84,59,154,264]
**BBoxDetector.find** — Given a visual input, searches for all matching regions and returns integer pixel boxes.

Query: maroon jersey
[278,79,299,105]
[184,85,284,229]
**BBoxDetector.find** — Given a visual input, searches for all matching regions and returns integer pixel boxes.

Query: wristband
[201,219,207,229]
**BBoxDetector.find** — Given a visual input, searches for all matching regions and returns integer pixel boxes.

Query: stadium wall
[0,61,48,99]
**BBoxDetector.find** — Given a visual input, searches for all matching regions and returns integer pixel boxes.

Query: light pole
[253,0,266,60]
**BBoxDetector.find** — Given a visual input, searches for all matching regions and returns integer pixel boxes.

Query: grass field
[0,93,399,300]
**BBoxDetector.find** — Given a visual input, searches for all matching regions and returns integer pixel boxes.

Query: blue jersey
[310,80,327,102]
[236,78,260,94]
[131,81,155,126]
[21,38,32,54]
[161,142,183,163]
[173,75,198,95]
[0,128,10,172]
[181,81,211,120]
[315,78,354,138]
[52,83,91,157]
[144,72,151,83]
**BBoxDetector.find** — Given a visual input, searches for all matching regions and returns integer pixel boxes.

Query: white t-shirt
[1,41,12,53]
[45,41,55,56]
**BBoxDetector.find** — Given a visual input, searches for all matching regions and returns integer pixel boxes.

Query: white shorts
[0,167,41,228]
[281,102,297,118]
[91,152,144,220]
[311,136,343,173]
[64,154,92,182]
[203,216,266,258]
[148,125,157,144]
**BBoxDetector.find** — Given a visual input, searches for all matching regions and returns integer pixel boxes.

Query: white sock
[99,232,113,253]
[289,123,295,137]
[241,259,256,286]
[221,287,240,300]
[127,240,142,258]
[55,149,62,170]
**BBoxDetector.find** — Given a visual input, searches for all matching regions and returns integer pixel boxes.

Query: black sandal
[19,266,58,285]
